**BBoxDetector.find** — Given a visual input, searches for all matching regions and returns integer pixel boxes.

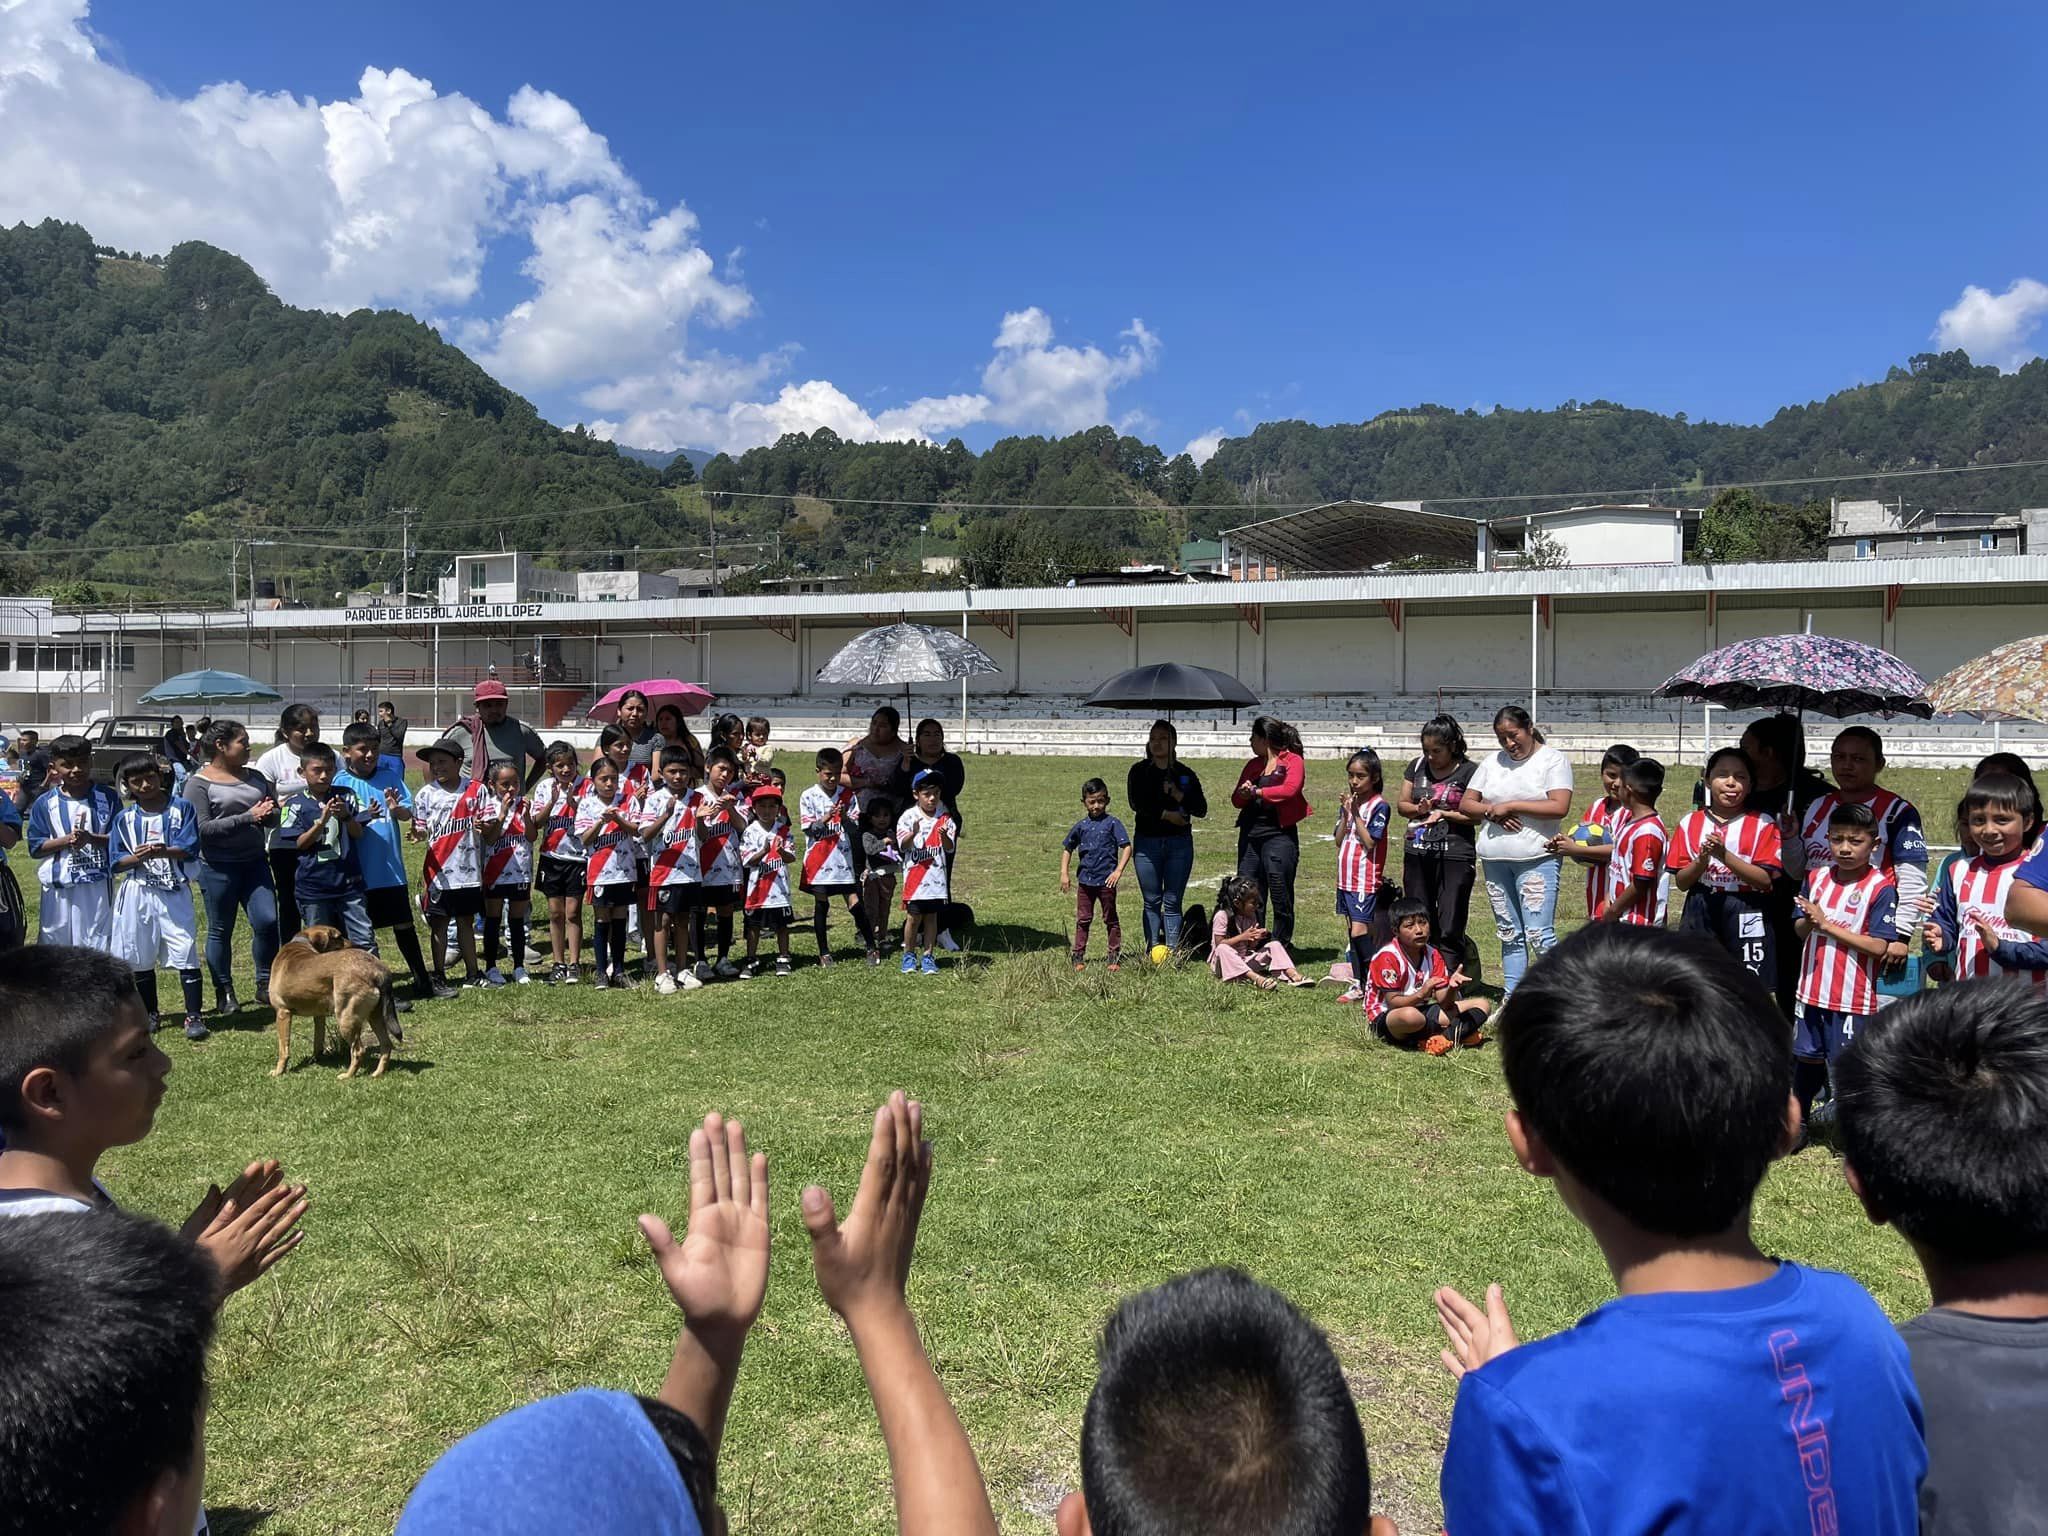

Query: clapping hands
[180,1159,309,1298]
[640,1113,770,1351]
[1435,1282,1520,1380]
[804,1091,930,1328]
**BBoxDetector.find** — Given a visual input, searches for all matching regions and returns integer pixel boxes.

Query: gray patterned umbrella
[815,622,1001,688]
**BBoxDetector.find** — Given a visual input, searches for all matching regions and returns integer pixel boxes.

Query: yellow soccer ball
[1149,944,1172,966]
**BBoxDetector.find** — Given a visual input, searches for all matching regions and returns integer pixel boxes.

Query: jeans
[194,858,280,997]
[1133,834,1195,949]
[1482,854,1561,998]
[1237,827,1300,945]
[299,892,377,953]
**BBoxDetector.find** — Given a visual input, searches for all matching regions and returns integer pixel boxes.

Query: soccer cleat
[512,966,530,985]
[919,954,938,976]
[464,973,487,990]
[1458,1030,1486,1049]
[482,968,507,988]
[560,967,581,986]
[739,960,758,980]
[1073,961,1087,972]
[1336,984,1364,1004]
[1421,1035,1455,1057]
[1107,957,1122,972]
[182,1015,209,1042]
[901,952,919,974]
[679,968,705,990]
[654,972,678,996]
[775,955,792,976]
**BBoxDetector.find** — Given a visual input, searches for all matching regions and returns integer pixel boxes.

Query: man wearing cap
[450,680,548,792]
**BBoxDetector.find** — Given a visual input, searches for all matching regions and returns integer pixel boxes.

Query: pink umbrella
[586,679,717,722]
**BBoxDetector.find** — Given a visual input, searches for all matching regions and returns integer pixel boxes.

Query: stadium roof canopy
[1219,500,1480,574]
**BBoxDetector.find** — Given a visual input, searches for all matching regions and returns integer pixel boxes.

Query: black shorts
[651,885,701,916]
[487,882,531,906]
[801,880,860,899]
[537,861,583,900]
[906,897,946,915]
[590,883,636,910]
[364,884,418,930]
[1680,888,1778,989]
[425,886,486,920]
[697,883,741,910]
[745,907,792,931]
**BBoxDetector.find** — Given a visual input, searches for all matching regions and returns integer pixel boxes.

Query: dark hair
[1599,742,1640,772]
[352,708,370,724]
[653,703,687,736]
[712,713,744,744]
[589,756,620,780]
[1345,748,1384,796]
[49,732,90,764]
[658,745,697,772]
[1962,772,2041,839]
[1833,725,1885,764]
[1419,714,1467,761]
[341,722,380,751]
[746,715,770,735]
[0,946,142,1131]
[200,719,247,759]
[868,705,901,736]
[769,767,787,788]
[1250,716,1302,755]
[597,724,630,754]
[1080,1267,1371,1536]
[815,746,844,771]
[1147,719,1178,752]
[1081,777,1109,799]
[0,1211,217,1535]
[1492,704,1545,745]
[275,703,319,742]
[862,796,895,826]
[1974,754,2042,841]
[115,752,163,788]
[1621,757,1664,804]
[299,741,338,769]
[487,758,523,785]
[1838,984,2048,1264]
[1740,714,1806,775]
[618,688,650,712]
[1389,896,1430,928]
[545,740,579,767]
[1828,800,1878,832]
[705,746,740,773]
[378,700,395,714]
[1218,874,1260,913]
[1497,924,1789,1237]
[1703,746,1754,784]
[915,717,944,745]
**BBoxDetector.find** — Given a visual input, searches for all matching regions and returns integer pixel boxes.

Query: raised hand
[638,1112,770,1348]
[1435,1282,1519,1380]
[188,1159,309,1296]
[803,1091,931,1327]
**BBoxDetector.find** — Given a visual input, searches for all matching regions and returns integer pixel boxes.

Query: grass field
[13,755,1970,1534]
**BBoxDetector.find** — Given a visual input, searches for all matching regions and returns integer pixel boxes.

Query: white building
[1484,504,1697,568]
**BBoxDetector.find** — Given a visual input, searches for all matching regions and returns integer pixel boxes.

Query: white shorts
[38,882,113,951]
[110,882,198,970]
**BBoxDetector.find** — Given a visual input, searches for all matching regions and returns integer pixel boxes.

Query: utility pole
[397,507,416,600]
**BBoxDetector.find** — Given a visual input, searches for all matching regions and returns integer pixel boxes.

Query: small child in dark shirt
[859,797,900,965]
[1836,981,2048,1536]
[1059,779,1132,971]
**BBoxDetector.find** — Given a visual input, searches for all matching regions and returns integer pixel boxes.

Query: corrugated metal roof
[1219,500,1480,573]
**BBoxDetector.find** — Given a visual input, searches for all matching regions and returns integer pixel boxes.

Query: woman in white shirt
[253,704,319,942]
[1464,705,1575,1002]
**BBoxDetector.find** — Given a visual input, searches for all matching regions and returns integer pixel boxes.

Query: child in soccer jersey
[640,746,703,995]
[575,756,645,989]
[477,760,534,986]
[25,733,120,948]
[1549,742,1639,921]
[283,741,375,952]
[738,786,794,977]
[800,748,868,966]
[1797,726,1927,980]
[1334,749,1393,1004]
[1924,753,2040,979]
[1669,746,1783,987]
[528,742,589,984]
[1923,772,2048,991]
[108,754,206,1041]
[1793,800,1899,1127]
[1363,896,1488,1053]
[858,796,900,965]
[898,770,957,975]
[687,749,747,981]
[1601,757,1669,928]
[410,738,486,991]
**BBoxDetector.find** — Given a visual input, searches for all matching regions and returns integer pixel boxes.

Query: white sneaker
[679,969,705,991]
[714,959,740,979]
[654,972,678,996]
[482,968,507,988]
[938,928,962,952]
[512,966,530,985]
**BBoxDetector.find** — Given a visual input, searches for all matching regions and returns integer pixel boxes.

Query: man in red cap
[451,678,549,794]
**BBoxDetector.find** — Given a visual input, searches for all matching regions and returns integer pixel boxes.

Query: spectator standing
[374,700,408,772]
[1399,714,1481,976]
[1229,716,1312,946]
[450,679,548,792]
[1465,705,1574,1002]
[843,706,908,814]
[14,727,49,809]
[182,719,281,1012]
[253,704,319,943]
[1125,719,1208,952]
[615,688,664,787]
[652,702,706,778]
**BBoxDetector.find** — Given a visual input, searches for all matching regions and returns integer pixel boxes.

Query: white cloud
[980,310,1161,433]
[1933,279,2048,371]
[1183,429,1226,466]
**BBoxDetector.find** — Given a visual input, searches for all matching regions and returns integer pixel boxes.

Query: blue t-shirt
[336,764,412,891]
[1441,1262,1924,1535]
[1063,812,1130,886]
[281,789,367,902]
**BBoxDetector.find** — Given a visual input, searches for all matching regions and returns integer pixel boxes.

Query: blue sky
[6,0,2046,458]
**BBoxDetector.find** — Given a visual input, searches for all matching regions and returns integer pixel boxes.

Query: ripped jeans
[1482,854,1561,998]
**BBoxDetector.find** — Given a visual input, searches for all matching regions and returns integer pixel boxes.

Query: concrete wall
[1546,513,1679,566]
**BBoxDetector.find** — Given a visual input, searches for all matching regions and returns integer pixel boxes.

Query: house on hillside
[438,553,677,604]
[1826,499,2048,561]
[1483,505,1697,568]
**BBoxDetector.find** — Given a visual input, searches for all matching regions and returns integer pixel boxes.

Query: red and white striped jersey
[800,783,858,888]
[1363,939,1449,1024]
[1799,787,1927,874]
[1582,796,1628,919]
[1797,866,1899,1016]
[480,791,532,890]
[642,786,699,893]
[1668,810,1783,894]
[689,785,745,887]
[1939,853,2048,988]
[897,806,953,906]
[415,779,484,905]
[741,820,793,911]
[575,790,642,889]
[1336,795,1390,895]
[528,775,589,864]
[1607,813,1669,927]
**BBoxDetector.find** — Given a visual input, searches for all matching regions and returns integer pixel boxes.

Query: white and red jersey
[1335,794,1390,895]
[1797,866,1899,1017]
[1363,939,1449,1024]
[799,783,858,888]
[896,805,954,906]
[690,785,745,888]
[641,786,700,894]
[741,820,793,911]
[1607,812,1669,927]
[575,790,642,890]
[1934,852,2048,988]
[480,791,532,890]
[1668,809,1782,894]
[1581,796,1628,919]
[1799,787,1927,875]
[415,779,485,905]
[619,758,654,807]
[529,775,590,865]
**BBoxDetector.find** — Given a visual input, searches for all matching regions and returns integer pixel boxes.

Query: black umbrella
[1084,662,1260,713]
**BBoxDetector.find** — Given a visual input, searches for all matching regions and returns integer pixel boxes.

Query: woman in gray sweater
[183,719,281,1012]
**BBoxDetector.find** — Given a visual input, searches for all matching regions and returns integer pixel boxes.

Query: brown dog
[269,925,400,1079]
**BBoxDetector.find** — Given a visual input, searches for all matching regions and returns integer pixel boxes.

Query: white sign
[341,603,547,625]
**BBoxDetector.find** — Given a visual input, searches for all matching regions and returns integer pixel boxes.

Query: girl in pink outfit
[1209,875,1313,989]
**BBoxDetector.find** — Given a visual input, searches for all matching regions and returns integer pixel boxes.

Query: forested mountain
[6,216,2048,603]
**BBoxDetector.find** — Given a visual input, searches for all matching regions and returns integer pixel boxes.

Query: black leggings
[1237,828,1300,945]
[268,847,301,944]
[1403,851,1477,973]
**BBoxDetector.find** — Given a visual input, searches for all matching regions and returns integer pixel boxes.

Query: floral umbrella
[1926,634,2048,724]
[1655,634,1933,719]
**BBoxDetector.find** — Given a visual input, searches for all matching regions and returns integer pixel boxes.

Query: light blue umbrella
[139,668,285,706]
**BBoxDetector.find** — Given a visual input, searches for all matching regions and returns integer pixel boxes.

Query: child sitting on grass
[1433,923,1924,1533]
[1060,777,1132,972]
[1209,874,1312,989]
[1363,895,1488,1053]
[1836,982,2048,1534]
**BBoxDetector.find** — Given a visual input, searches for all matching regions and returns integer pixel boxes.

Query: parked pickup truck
[77,715,183,784]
